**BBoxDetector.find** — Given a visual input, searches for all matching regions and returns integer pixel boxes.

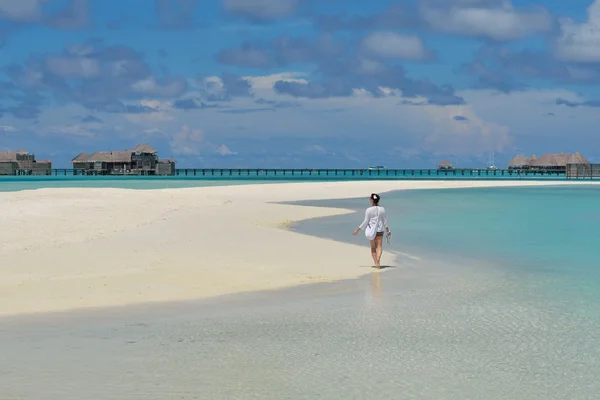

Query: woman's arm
[353,209,370,235]
[358,208,369,230]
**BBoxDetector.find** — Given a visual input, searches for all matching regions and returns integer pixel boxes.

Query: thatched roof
[508,152,588,167]
[508,155,529,166]
[85,151,133,163]
[0,151,17,162]
[566,152,589,165]
[438,160,453,167]
[71,152,89,162]
[72,144,158,164]
[553,152,570,166]
[0,150,30,161]
[129,144,157,154]
[536,154,558,166]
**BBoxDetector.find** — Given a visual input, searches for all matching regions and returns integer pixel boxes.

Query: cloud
[0,0,46,22]
[359,32,434,61]
[216,33,344,69]
[215,144,237,155]
[453,115,469,121]
[81,115,103,123]
[419,103,512,155]
[0,0,89,29]
[217,33,463,105]
[556,97,600,108]
[222,0,299,22]
[314,0,553,42]
[172,98,223,110]
[419,0,554,41]
[169,125,204,155]
[196,73,254,101]
[154,0,200,29]
[2,39,188,115]
[44,124,96,137]
[314,4,420,32]
[217,43,274,68]
[46,0,89,30]
[554,0,600,63]
[461,45,600,92]
[0,125,17,133]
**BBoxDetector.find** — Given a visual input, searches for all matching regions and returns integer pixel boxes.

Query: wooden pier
[36,168,571,179]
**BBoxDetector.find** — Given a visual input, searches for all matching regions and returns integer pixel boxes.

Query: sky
[1,0,600,168]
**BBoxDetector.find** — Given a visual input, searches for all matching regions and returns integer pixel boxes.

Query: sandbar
[0,180,597,317]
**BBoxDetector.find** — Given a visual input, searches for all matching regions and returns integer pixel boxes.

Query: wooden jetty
[35,167,573,179]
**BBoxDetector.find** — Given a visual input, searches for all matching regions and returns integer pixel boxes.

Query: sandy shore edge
[0,180,597,317]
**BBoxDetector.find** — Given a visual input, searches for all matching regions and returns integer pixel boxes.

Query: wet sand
[3,252,599,400]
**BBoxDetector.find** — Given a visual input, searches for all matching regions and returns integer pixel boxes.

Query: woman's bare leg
[370,239,377,267]
[375,236,383,268]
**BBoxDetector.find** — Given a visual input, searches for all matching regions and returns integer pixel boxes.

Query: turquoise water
[293,184,600,314]
[0,173,577,192]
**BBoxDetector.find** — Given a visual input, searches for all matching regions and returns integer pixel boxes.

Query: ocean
[2,184,600,399]
[292,185,600,310]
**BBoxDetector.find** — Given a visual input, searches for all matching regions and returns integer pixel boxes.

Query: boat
[486,152,497,170]
[368,165,385,170]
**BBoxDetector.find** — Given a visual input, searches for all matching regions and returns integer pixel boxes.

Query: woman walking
[352,193,391,269]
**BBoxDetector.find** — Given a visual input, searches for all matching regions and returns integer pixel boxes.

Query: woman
[352,193,391,269]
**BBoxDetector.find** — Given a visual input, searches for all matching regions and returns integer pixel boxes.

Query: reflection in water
[364,271,383,310]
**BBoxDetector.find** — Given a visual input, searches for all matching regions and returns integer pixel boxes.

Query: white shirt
[359,206,388,233]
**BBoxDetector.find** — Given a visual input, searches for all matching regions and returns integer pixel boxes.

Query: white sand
[0,180,597,317]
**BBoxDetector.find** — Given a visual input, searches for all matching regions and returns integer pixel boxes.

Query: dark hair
[370,193,380,205]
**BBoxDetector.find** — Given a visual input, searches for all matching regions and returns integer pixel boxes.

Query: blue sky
[1,0,600,168]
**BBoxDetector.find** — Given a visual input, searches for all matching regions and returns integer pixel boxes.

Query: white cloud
[360,32,432,61]
[555,0,600,62]
[305,144,327,154]
[0,125,17,133]
[130,77,187,97]
[0,0,46,22]
[215,144,237,156]
[20,72,600,163]
[420,1,553,41]
[419,104,512,156]
[244,72,307,89]
[125,100,174,124]
[169,125,204,155]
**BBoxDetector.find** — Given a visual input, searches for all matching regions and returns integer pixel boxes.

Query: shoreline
[1,180,599,318]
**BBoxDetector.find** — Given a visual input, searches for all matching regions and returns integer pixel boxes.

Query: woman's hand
[352,228,360,236]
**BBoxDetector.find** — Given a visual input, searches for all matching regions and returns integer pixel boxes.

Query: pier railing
[36,168,569,179]
[566,164,600,179]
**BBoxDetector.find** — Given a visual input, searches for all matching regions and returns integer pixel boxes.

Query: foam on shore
[0,180,598,317]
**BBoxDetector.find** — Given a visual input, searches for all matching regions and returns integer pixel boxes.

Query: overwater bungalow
[508,152,589,172]
[437,160,454,170]
[0,150,52,175]
[71,144,175,175]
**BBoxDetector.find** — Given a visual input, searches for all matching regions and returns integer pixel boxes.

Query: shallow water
[0,173,573,192]
[2,185,600,399]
